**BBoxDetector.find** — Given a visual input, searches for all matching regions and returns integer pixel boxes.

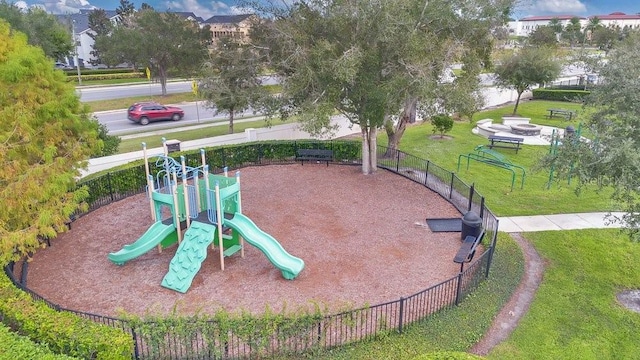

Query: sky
[11,0,640,20]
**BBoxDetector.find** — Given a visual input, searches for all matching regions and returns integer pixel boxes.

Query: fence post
[20,260,28,286]
[479,197,485,219]
[468,183,474,212]
[424,161,430,185]
[131,327,140,359]
[449,173,454,199]
[107,172,114,202]
[455,272,463,305]
[398,297,405,334]
[396,151,401,172]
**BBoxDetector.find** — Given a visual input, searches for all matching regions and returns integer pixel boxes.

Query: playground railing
[4,140,500,360]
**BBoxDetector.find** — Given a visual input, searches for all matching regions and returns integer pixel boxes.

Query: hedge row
[0,323,78,360]
[66,72,145,82]
[532,88,590,102]
[0,272,133,359]
[62,68,144,76]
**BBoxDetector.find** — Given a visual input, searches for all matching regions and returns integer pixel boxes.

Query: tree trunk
[228,109,234,134]
[159,66,167,96]
[383,97,416,157]
[361,126,377,175]
[512,90,524,115]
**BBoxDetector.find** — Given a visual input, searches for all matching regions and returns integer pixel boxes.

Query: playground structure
[108,139,305,293]
[457,145,526,191]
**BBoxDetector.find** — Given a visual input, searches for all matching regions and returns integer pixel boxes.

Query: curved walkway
[471,211,625,355]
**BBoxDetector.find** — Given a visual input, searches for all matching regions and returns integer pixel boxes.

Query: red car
[127,102,184,125]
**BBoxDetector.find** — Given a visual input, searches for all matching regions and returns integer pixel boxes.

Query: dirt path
[469,232,544,355]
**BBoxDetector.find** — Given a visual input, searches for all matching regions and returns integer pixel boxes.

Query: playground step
[223,245,242,257]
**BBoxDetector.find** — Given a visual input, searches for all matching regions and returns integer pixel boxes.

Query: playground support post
[236,171,244,258]
[204,165,215,251]
[162,137,168,156]
[215,181,224,270]
[181,156,191,229]
[143,143,156,221]
[172,171,182,244]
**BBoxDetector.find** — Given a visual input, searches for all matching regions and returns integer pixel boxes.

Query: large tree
[0,20,102,264]
[494,46,561,115]
[87,9,113,66]
[199,36,269,134]
[541,33,640,239]
[528,25,558,47]
[0,2,72,60]
[250,0,513,174]
[94,9,208,94]
[562,16,584,47]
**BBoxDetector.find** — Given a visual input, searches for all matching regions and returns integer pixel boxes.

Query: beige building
[203,14,256,43]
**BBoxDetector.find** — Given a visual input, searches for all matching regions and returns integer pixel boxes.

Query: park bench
[487,135,524,153]
[453,231,485,271]
[546,108,576,120]
[295,148,333,166]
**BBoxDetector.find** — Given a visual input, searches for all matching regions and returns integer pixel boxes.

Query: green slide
[225,213,304,280]
[108,222,176,265]
[161,221,218,293]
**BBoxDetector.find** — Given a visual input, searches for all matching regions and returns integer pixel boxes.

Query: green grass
[73,77,150,86]
[86,92,199,112]
[116,116,294,153]
[488,229,640,360]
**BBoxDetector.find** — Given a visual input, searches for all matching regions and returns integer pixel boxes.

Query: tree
[199,36,270,134]
[562,16,584,47]
[116,0,135,26]
[0,2,73,60]
[87,9,113,66]
[431,114,454,138]
[548,17,563,35]
[540,33,640,240]
[94,10,208,94]
[494,46,561,115]
[591,26,618,54]
[250,0,514,174]
[584,16,602,44]
[528,26,558,47]
[0,20,102,265]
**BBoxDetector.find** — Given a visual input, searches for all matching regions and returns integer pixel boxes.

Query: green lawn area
[489,229,640,360]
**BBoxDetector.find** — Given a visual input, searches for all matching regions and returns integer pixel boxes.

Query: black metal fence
[4,141,500,359]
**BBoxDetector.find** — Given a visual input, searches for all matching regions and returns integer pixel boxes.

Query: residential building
[203,14,256,44]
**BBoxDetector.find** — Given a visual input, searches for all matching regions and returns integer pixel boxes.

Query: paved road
[78,76,279,102]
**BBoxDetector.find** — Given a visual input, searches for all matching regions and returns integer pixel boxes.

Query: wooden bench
[487,135,524,153]
[546,108,576,120]
[295,149,333,166]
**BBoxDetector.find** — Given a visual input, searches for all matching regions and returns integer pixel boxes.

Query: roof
[56,10,119,33]
[168,11,204,22]
[590,12,640,20]
[203,14,253,24]
[519,15,586,21]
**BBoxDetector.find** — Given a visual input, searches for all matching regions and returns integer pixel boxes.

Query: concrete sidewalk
[497,212,626,233]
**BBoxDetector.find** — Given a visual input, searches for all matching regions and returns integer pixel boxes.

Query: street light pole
[72,20,82,85]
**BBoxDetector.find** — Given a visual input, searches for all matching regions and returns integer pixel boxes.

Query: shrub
[0,323,79,359]
[0,272,133,359]
[431,114,454,138]
[532,88,589,102]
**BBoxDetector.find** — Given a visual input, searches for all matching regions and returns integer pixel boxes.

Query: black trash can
[461,211,482,241]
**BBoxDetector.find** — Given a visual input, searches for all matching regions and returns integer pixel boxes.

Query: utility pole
[72,20,82,85]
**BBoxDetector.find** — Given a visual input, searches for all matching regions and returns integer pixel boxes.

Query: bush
[532,88,589,102]
[0,323,79,359]
[0,272,133,359]
[431,114,454,138]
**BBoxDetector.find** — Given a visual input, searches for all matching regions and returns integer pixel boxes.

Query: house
[56,9,120,68]
[203,14,256,44]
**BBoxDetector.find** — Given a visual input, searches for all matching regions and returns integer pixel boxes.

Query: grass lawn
[385,100,617,216]
[488,229,640,360]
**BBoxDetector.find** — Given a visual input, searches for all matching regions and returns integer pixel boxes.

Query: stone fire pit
[510,123,542,136]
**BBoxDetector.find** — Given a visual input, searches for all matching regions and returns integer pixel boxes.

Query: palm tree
[585,16,602,43]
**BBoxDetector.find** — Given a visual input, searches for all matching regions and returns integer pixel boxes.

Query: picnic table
[546,108,576,120]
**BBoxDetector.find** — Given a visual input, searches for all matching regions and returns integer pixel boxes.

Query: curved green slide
[108,222,176,265]
[161,221,217,293]
[225,213,304,280]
